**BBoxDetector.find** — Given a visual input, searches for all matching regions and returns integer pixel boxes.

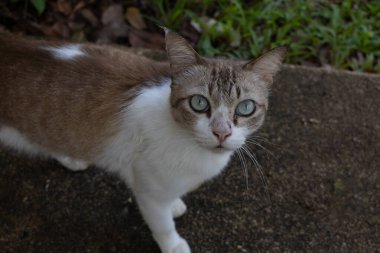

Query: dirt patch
[1,64,379,252]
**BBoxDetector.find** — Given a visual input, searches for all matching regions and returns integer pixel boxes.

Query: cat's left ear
[243,47,287,84]
[164,29,204,74]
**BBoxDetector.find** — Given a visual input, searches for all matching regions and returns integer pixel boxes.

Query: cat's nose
[212,129,232,142]
[210,117,232,142]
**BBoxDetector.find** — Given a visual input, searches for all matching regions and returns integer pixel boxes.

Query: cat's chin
[197,141,240,153]
[208,146,236,154]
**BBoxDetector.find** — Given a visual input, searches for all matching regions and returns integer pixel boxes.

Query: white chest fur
[94,80,234,253]
[96,80,233,199]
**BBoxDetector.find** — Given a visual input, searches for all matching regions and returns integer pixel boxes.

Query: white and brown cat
[0,31,286,253]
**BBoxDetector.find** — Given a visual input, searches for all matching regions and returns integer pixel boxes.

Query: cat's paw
[161,238,190,253]
[154,231,191,253]
[56,156,89,171]
[171,199,187,218]
[170,238,191,253]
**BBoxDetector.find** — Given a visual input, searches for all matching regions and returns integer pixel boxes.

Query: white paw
[171,199,187,218]
[171,238,191,253]
[56,156,89,171]
[154,231,191,253]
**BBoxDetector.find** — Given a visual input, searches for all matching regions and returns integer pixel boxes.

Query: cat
[0,30,286,253]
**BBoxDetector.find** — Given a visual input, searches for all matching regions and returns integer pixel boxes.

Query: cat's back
[0,36,169,91]
[0,35,169,122]
[0,36,169,159]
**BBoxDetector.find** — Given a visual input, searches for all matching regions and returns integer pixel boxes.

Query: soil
[1,58,380,252]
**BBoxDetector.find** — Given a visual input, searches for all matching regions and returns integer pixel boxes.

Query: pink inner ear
[243,47,287,82]
[165,30,204,74]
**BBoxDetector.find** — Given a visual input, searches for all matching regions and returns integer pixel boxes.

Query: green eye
[190,95,209,113]
[235,100,256,116]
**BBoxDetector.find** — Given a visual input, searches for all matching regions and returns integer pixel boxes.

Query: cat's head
[166,30,286,152]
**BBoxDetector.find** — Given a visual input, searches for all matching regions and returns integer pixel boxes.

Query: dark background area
[1,0,380,72]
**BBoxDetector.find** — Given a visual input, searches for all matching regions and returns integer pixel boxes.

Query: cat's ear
[164,29,203,74]
[243,47,287,84]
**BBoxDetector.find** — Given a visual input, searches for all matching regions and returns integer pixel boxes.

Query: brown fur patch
[0,36,170,160]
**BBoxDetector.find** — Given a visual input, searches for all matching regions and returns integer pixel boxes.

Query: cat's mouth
[210,144,233,153]
[194,136,237,152]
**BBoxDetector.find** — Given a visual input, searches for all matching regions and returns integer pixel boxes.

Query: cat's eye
[189,95,209,113]
[235,100,256,117]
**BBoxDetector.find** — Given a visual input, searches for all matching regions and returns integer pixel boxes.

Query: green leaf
[334,178,345,193]
[30,0,46,15]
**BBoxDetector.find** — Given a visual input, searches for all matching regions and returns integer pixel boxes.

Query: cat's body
[0,37,169,161]
[0,31,285,253]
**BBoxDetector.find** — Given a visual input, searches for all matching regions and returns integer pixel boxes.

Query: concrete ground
[1,59,379,252]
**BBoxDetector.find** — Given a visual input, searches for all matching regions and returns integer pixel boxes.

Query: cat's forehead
[172,58,269,107]
[200,60,268,106]
[207,63,240,105]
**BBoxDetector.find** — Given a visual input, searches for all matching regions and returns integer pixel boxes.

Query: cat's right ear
[243,46,287,84]
[164,28,204,74]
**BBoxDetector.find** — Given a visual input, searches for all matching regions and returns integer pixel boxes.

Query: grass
[149,0,380,73]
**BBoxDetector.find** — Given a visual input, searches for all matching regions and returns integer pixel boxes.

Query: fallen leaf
[51,22,71,38]
[57,0,72,16]
[68,20,85,31]
[125,7,146,30]
[308,118,321,124]
[102,4,124,26]
[97,4,128,44]
[32,22,70,38]
[318,46,331,67]
[180,21,201,47]
[128,28,165,50]
[72,1,87,13]
[333,178,345,193]
[96,29,115,44]
[80,9,99,27]
[71,31,86,42]
[357,52,364,65]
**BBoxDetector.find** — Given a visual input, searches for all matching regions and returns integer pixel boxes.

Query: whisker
[248,135,278,147]
[240,145,270,200]
[246,135,290,161]
[245,139,275,157]
[236,149,249,191]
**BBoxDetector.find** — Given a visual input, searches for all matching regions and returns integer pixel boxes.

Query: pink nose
[210,117,232,143]
[212,129,232,142]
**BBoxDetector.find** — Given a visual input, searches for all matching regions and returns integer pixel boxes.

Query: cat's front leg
[172,198,187,218]
[135,193,191,253]
[55,155,89,171]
